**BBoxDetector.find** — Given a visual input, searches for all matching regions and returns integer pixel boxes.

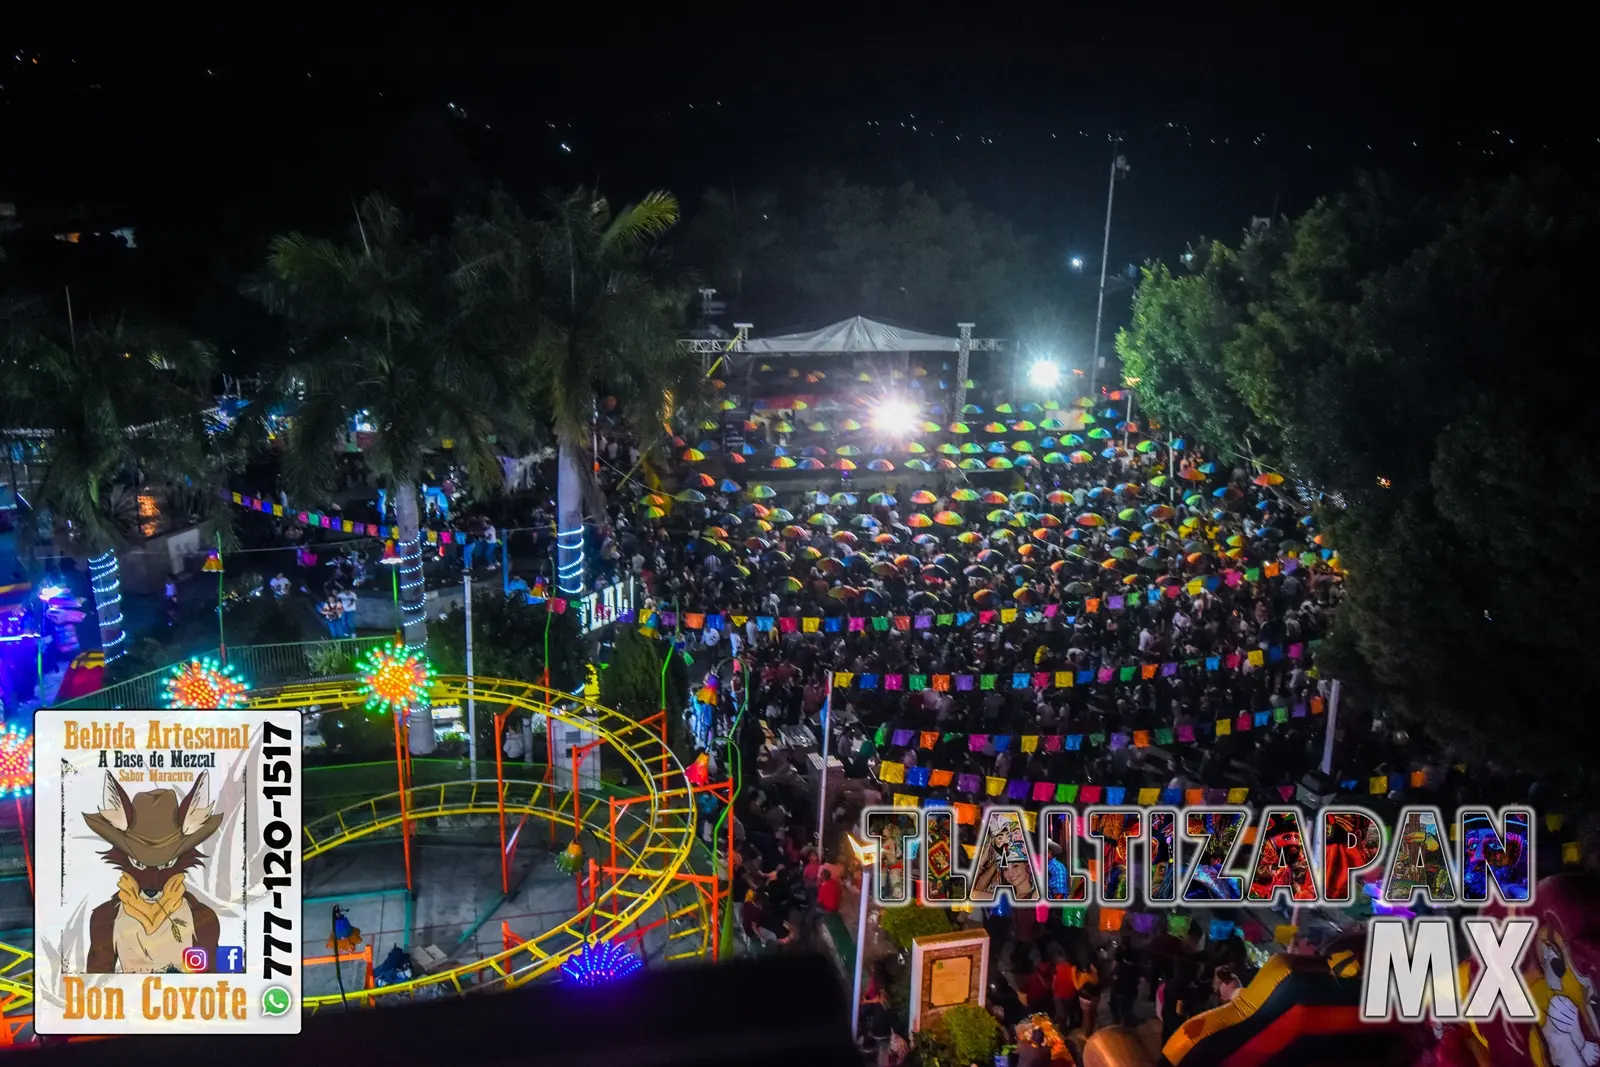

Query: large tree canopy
[1117,170,1599,781]
[687,175,1050,330]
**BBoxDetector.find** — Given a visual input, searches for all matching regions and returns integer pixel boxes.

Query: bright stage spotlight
[1027,360,1062,388]
[871,398,918,438]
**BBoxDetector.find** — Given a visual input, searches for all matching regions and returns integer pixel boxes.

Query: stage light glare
[872,399,917,438]
[1028,360,1062,388]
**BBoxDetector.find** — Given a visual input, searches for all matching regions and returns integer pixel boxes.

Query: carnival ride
[0,673,732,1043]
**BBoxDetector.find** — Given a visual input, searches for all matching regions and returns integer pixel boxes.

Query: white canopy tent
[741,315,964,354]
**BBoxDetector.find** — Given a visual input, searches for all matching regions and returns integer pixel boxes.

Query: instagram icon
[181,947,209,973]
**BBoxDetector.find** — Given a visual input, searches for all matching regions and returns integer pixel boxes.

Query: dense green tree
[430,594,584,691]
[600,625,666,721]
[455,188,702,595]
[1116,170,1600,779]
[0,299,225,659]
[690,176,1051,331]
[681,187,779,299]
[781,177,1042,327]
[430,593,585,761]
[246,193,515,649]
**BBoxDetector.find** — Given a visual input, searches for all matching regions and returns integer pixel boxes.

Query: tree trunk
[393,479,428,650]
[556,437,587,596]
[87,550,127,662]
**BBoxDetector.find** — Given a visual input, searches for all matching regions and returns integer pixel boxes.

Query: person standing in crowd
[338,586,359,635]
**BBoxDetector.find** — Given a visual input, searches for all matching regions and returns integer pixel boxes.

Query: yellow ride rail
[1,674,704,1030]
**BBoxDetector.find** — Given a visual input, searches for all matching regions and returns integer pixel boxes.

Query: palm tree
[457,188,701,595]
[0,297,221,661]
[247,194,511,649]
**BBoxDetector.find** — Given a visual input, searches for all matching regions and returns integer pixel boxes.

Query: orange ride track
[0,676,728,1042]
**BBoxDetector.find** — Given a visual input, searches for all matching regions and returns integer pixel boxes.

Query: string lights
[395,538,427,649]
[0,724,34,798]
[556,526,586,596]
[163,656,252,709]
[357,641,435,714]
[88,551,126,661]
[559,939,642,986]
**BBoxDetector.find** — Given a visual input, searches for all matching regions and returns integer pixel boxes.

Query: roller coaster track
[0,675,709,1037]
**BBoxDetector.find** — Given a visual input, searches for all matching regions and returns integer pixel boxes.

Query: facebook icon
[217,946,245,973]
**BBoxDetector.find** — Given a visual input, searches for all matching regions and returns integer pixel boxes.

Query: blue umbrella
[719,479,741,493]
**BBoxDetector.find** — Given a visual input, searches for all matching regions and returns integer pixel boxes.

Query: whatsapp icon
[260,985,294,1018]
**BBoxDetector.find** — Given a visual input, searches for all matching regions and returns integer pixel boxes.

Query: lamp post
[1121,377,1140,451]
[816,672,834,856]
[1088,138,1130,399]
[847,833,878,1037]
[464,571,478,778]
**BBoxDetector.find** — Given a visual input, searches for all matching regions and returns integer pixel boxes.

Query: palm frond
[601,191,681,255]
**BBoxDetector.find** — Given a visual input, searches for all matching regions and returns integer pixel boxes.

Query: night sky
[2,10,1588,335]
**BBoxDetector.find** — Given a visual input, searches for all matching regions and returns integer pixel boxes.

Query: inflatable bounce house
[1071,875,1599,1067]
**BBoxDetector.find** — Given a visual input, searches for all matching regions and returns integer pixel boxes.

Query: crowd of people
[627,372,1568,1063]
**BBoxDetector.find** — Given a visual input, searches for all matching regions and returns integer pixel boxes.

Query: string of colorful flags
[220,489,463,544]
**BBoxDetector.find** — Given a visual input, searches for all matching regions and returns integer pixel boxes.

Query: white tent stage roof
[742,316,965,354]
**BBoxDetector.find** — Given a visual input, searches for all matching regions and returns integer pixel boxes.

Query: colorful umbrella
[1043,452,1068,465]
[807,513,839,527]
[951,488,980,502]
[867,459,895,471]
[1069,450,1093,464]
[933,510,963,526]
[907,513,934,528]
[673,489,707,503]
[960,458,986,470]
[770,457,797,469]
[797,458,825,470]
[1076,513,1105,527]
[906,459,934,472]
[1254,472,1285,486]
[868,492,896,506]
[681,448,707,461]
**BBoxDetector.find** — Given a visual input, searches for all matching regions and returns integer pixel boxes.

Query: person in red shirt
[815,867,842,912]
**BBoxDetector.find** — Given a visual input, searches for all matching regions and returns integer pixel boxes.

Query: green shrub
[918,1003,1003,1067]
[879,905,952,951]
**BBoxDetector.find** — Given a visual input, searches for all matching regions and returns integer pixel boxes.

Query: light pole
[1088,138,1130,399]
[1121,377,1139,451]
[464,571,478,778]
[816,673,834,856]
[847,833,878,1037]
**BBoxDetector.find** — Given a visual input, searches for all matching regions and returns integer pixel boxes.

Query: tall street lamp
[847,833,879,1037]
[1088,138,1130,399]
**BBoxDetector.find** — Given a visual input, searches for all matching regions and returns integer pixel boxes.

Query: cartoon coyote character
[83,772,223,973]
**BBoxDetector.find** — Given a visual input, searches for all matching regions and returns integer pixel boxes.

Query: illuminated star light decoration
[163,656,252,710]
[357,641,435,714]
[560,939,642,986]
[0,724,35,798]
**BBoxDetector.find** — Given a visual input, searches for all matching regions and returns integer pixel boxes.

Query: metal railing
[50,636,391,710]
